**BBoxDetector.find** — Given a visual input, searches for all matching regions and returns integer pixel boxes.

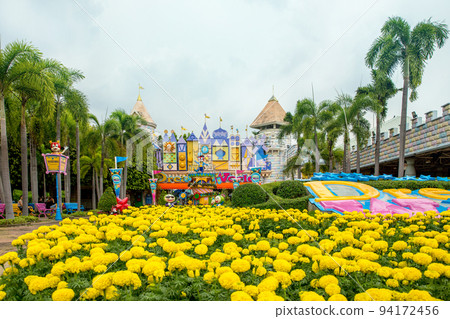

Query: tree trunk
[100,138,104,196]
[314,128,320,173]
[65,136,71,203]
[95,171,101,203]
[296,142,301,179]
[43,170,47,199]
[356,139,361,174]
[20,100,29,216]
[92,169,96,210]
[1,96,14,219]
[76,121,81,212]
[56,99,62,213]
[328,141,333,172]
[343,132,348,173]
[30,139,39,203]
[0,166,4,205]
[398,58,409,178]
[374,111,381,176]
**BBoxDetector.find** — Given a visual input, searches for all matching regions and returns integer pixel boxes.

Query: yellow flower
[231,259,251,273]
[318,275,339,289]
[257,291,284,301]
[257,277,279,292]
[253,266,267,276]
[386,279,399,288]
[392,241,407,250]
[243,285,259,298]
[230,291,253,301]
[203,272,215,284]
[325,284,341,296]
[424,270,440,279]
[256,240,270,251]
[194,244,208,255]
[105,285,119,300]
[273,259,291,273]
[328,294,347,301]
[0,291,6,301]
[412,253,432,266]
[218,272,241,290]
[52,288,75,301]
[299,291,325,301]
[92,273,113,290]
[290,269,306,281]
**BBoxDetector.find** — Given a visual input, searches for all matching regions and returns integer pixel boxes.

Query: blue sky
[1,0,449,136]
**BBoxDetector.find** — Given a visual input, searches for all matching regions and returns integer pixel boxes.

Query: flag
[181,126,187,131]
[139,85,144,90]
[116,156,128,163]
[204,113,210,119]
[220,117,222,122]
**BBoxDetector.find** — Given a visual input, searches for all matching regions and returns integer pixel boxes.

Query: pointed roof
[186,132,198,141]
[250,95,287,129]
[199,123,211,144]
[131,95,157,129]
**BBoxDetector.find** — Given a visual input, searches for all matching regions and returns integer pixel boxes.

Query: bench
[12,204,22,217]
[65,203,85,213]
[34,203,55,218]
[0,204,4,219]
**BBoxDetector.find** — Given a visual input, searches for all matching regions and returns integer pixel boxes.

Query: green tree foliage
[98,187,117,212]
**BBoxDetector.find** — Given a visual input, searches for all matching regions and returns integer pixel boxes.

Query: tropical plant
[97,187,117,213]
[366,16,448,177]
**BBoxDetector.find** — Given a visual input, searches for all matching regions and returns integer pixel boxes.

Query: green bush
[98,187,117,212]
[0,216,39,226]
[362,180,450,191]
[232,184,268,207]
[251,195,312,211]
[276,180,308,199]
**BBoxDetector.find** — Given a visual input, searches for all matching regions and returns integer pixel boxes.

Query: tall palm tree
[366,17,448,177]
[12,58,57,214]
[79,153,101,210]
[357,69,398,175]
[0,40,41,219]
[88,114,120,196]
[65,89,89,212]
[351,112,371,173]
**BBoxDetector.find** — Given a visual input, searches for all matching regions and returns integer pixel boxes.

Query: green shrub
[158,190,167,205]
[276,180,308,199]
[0,216,39,226]
[232,184,268,207]
[98,187,117,212]
[251,195,312,211]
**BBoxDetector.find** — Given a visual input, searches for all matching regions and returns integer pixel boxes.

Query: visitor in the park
[18,196,23,211]
[45,196,55,210]
[38,196,45,203]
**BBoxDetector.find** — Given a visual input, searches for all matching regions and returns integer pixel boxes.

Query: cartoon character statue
[210,197,216,207]
[50,140,68,155]
[214,195,225,206]
[194,154,208,173]
[164,194,176,207]
[115,197,129,213]
[50,141,62,154]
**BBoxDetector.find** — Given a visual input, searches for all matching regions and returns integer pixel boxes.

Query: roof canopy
[250,95,287,129]
[131,97,157,129]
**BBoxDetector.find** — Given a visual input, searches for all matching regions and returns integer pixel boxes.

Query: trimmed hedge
[276,180,308,199]
[251,195,311,210]
[98,187,117,212]
[362,180,450,191]
[0,216,39,226]
[232,184,268,207]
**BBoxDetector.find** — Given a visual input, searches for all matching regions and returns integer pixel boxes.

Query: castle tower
[130,89,157,131]
[186,132,198,171]
[250,94,290,182]
[198,123,212,170]
[212,127,229,171]
[177,136,187,171]
[229,132,241,171]
[163,131,178,171]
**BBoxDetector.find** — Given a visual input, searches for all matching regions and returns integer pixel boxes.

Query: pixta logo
[126,130,155,174]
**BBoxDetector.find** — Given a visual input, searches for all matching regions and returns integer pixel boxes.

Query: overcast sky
[1,0,449,136]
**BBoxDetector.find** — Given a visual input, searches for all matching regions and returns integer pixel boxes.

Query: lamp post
[42,152,69,221]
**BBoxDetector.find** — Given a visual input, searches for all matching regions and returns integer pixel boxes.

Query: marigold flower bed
[0,206,449,301]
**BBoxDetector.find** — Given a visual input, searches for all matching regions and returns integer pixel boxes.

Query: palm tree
[65,89,89,212]
[278,111,303,178]
[0,40,42,219]
[60,109,76,203]
[351,112,371,173]
[79,153,101,210]
[357,69,398,175]
[366,17,448,177]
[88,114,120,196]
[12,58,57,214]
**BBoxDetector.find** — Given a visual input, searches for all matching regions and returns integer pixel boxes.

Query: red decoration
[115,197,129,212]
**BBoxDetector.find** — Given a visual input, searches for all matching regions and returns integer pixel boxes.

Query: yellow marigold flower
[57,281,68,290]
[223,242,239,254]
[253,266,267,276]
[243,285,259,298]
[268,247,279,257]
[232,233,243,241]
[290,269,306,281]
[231,259,251,273]
[201,237,215,246]
[203,272,215,284]
[105,285,119,300]
[26,276,50,295]
[299,291,325,301]
[273,259,291,273]
[405,289,437,301]
[412,253,432,266]
[119,251,132,262]
[81,288,101,300]
[257,276,279,292]
[328,294,347,301]
[92,273,113,290]
[194,244,208,255]
[209,251,227,263]
[325,284,341,296]
[216,266,233,276]
[392,241,408,251]
[255,291,282,301]
[218,272,241,290]
[256,240,270,251]
[0,291,6,301]
[386,279,399,288]
[424,270,440,279]
[318,275,339,289]
[52,288,75,301]
[376,267,392,278]
[278,242,289,250]
[355,288,392,301]
[230,291,253,301]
